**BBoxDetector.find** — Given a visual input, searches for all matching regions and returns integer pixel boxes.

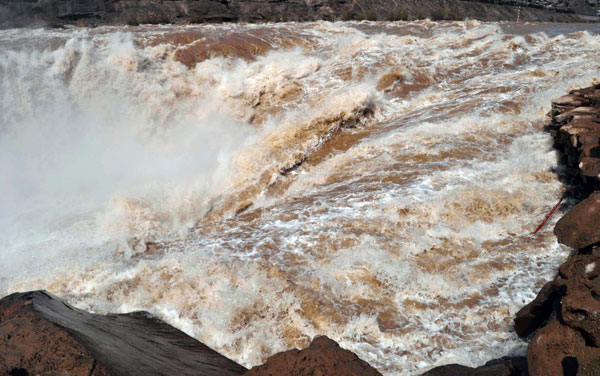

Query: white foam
[2,21,600,376]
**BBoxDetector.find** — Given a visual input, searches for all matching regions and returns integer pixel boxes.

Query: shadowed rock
[0,290,247,376]
[514,281,558,338]
[243,335,382,376]
[420,357,527,376]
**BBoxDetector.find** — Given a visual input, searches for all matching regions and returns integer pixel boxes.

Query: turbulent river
[1,20,600,375]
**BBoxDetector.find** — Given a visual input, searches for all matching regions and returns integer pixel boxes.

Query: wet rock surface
[0,290,247,376]
[243,335,383,376]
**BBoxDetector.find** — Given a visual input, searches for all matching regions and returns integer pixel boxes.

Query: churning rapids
[2,20,600,375]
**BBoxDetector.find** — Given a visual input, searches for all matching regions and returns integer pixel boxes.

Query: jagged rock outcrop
[243,335,382,376]
[547,84,600,190]
[0,290,247,376]
[0,0,585,29]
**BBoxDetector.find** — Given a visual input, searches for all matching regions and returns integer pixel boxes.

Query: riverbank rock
[514,281,558,337]
[549,84,600,190]
[557,251,600,347]
[0,290,247,376]
[526,315,600,376]
[511,84,600,375]
[554,192,600,249]
[243,335,382,376]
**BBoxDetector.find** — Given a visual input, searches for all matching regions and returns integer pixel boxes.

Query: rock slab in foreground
[0,290,247,376]
[243,335,382,376]
[420,357,527,376]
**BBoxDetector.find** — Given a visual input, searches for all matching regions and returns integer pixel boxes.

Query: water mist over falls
[1,21,600,375]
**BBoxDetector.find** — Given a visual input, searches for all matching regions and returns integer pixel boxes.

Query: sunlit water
[1,20,599,375]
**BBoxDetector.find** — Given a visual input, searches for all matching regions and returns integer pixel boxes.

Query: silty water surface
[1,20,599,374]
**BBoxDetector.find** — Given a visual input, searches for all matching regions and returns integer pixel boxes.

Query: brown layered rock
[243,335,382,376]
[554,191,600,249]
[549,84,600,189]
[0,290,247,376]
[421,357,528,375]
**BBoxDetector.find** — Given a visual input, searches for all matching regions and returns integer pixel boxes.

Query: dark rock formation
[0,290,247,376]
[514,281,558,338]
[421,357,528,375]
[547,84,600,191]
[243,335,382,376]
[0,0,586,29]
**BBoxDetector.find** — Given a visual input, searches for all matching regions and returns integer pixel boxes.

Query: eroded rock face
[0,290,247,376]
[527,315,600,376]
[554,192,600,249]
[243,335,382,376]
[557,251,600,347]
[0,0,587,28]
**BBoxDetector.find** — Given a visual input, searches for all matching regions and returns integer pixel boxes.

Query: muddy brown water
[1,20,600,375]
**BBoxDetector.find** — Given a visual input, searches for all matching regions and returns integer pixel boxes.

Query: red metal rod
[532,197,564,235]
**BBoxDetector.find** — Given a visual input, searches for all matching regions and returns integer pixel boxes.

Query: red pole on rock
[532,196,564,235]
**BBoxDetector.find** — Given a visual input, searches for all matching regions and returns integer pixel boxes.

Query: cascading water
[1,20,600,375]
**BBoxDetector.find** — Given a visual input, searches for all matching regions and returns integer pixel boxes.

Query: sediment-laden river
[1,20,600,375]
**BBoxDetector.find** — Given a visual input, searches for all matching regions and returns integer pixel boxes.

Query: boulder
[554,192,600,249]
[527,315,600,376]
[243,335,382,376]
[0,290,247,376]
[514,281,558,338]
[556,252,600,347]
